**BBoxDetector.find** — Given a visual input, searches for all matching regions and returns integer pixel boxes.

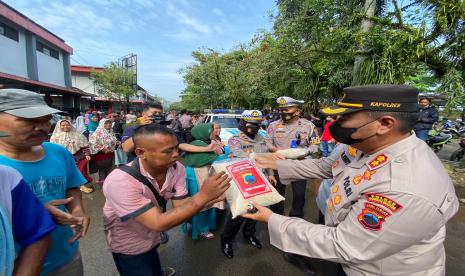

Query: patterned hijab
[89,119,118,154]
[50,119,89,154]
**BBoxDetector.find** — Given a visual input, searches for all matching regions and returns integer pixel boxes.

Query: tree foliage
[90,62,137,106]
[178,0,465,113]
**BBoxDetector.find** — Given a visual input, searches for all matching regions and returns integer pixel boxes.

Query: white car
[202,112,267,144]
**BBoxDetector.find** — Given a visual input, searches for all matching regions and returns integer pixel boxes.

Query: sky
[6,0,276,102]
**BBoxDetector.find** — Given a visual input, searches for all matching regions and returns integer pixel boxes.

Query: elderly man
[0,89,89,276]
[246,85,459,276]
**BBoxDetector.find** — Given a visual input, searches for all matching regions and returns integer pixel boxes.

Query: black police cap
[321,85,419,115]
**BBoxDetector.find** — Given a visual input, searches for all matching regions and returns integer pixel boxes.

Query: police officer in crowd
[220,110,276,259]
[245,85,459,276]
[265,97,319,217]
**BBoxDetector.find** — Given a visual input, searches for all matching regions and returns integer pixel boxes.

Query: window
[36,41,59,59]
[0,22,19,42]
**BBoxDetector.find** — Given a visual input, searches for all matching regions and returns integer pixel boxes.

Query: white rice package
[276,148,310,159]
[212,158,285,218]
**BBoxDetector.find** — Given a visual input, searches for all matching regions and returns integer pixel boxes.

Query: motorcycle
[449,138,465,162]
[427,129,453,153]
[442,120,465,138]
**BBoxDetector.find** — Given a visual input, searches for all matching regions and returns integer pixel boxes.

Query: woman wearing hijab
[50,119,94,193]
[87,114,99,137]
[89,119,119,185]
[182,123,229,240]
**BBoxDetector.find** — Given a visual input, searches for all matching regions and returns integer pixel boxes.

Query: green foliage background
[177,0,465,115]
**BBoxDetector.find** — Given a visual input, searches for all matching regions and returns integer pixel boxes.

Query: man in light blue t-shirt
[0,89,89,276]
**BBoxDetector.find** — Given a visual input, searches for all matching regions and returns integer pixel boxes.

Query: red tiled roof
[71,65,104,73]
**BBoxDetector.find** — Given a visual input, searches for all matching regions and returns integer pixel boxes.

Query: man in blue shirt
[0,89,89,276]
[0,159,56,275]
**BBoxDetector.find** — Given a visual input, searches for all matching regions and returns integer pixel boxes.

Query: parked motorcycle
[427,129,453,153]
[449,138,465,162]
[442,119,465,138]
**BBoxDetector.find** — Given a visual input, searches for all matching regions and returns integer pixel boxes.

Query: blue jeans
[415,129,430,141]
[320,141,335,157]
[112,246,162,276]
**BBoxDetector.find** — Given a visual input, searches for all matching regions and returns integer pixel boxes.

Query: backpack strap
[118,158,167,211]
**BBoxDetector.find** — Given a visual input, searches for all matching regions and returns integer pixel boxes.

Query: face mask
[239,121,260,139]
[329,119,378,145]
[280,112,296,121]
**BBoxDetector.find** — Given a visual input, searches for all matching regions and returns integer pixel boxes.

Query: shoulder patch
[228,138,240,146]
[368,154,388,169]
[358,203,388,231]
[267,126,274,134]
[365,193,403,212]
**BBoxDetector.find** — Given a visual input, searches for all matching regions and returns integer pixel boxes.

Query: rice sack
[276,148,310,159]
[212,158,284,218]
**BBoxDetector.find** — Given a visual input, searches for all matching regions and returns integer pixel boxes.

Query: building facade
[71,65,157,113]
[0,0,91,115]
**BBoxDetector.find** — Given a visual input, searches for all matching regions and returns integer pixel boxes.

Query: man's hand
[45,198,83,226]
[85,155,91,161]
[267,175,277,186]
[68,210,90,243]
[198,171,231,205]
[254,153,285,170]
[241,202,273,223]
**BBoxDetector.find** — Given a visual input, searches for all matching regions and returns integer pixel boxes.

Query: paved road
[80,183,465,275]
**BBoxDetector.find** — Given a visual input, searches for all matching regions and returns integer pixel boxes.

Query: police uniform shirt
[269,134,459,275]
[265,118,317,150]
[228,133,269,157]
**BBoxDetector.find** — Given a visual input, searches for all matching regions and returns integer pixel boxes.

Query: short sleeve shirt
[0,165,56,248]
[0,143,86,274]
[103,161,188,255]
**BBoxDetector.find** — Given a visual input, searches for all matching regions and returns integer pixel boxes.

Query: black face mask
[280,112,296,121]
[239,121,260,139]
[329,119,378,145]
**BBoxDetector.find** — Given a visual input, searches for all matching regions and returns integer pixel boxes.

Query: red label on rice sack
[225,160,272,199]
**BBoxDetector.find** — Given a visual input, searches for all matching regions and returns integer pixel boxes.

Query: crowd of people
[0,85,459,276]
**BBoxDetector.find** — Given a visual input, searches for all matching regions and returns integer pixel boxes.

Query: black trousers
[270,173,307,218]
[221,211,256,242]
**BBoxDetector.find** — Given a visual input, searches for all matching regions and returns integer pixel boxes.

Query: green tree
[90,62,137,111]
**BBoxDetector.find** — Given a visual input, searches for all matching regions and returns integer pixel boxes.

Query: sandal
[80,185,93,193]
[200,231,215,240]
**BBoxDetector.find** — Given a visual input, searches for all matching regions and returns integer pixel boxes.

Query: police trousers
[221,211,256,242]
[270,172,307,218]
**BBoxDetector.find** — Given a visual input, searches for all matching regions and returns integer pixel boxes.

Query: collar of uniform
[139,160,175,193]
[346,147,366,169]
[239,132,257,143]
[281,117,302,126]
[364,134,417,170]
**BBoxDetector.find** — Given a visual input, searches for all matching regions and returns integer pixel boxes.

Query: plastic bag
[114,146,128,166]
[212,158,284,218]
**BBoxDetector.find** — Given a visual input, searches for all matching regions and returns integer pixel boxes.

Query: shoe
[283,253,317,276]
[200,231,215,240]
[160,232,169,244]
[161,266,175,276]
[80,186,93,193]
[221,239,234,258]
[244,235,262,249]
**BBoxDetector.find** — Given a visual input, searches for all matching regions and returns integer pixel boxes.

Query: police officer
[220,110,276,259]
[245,85,459,275]
[265,96,319,217]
